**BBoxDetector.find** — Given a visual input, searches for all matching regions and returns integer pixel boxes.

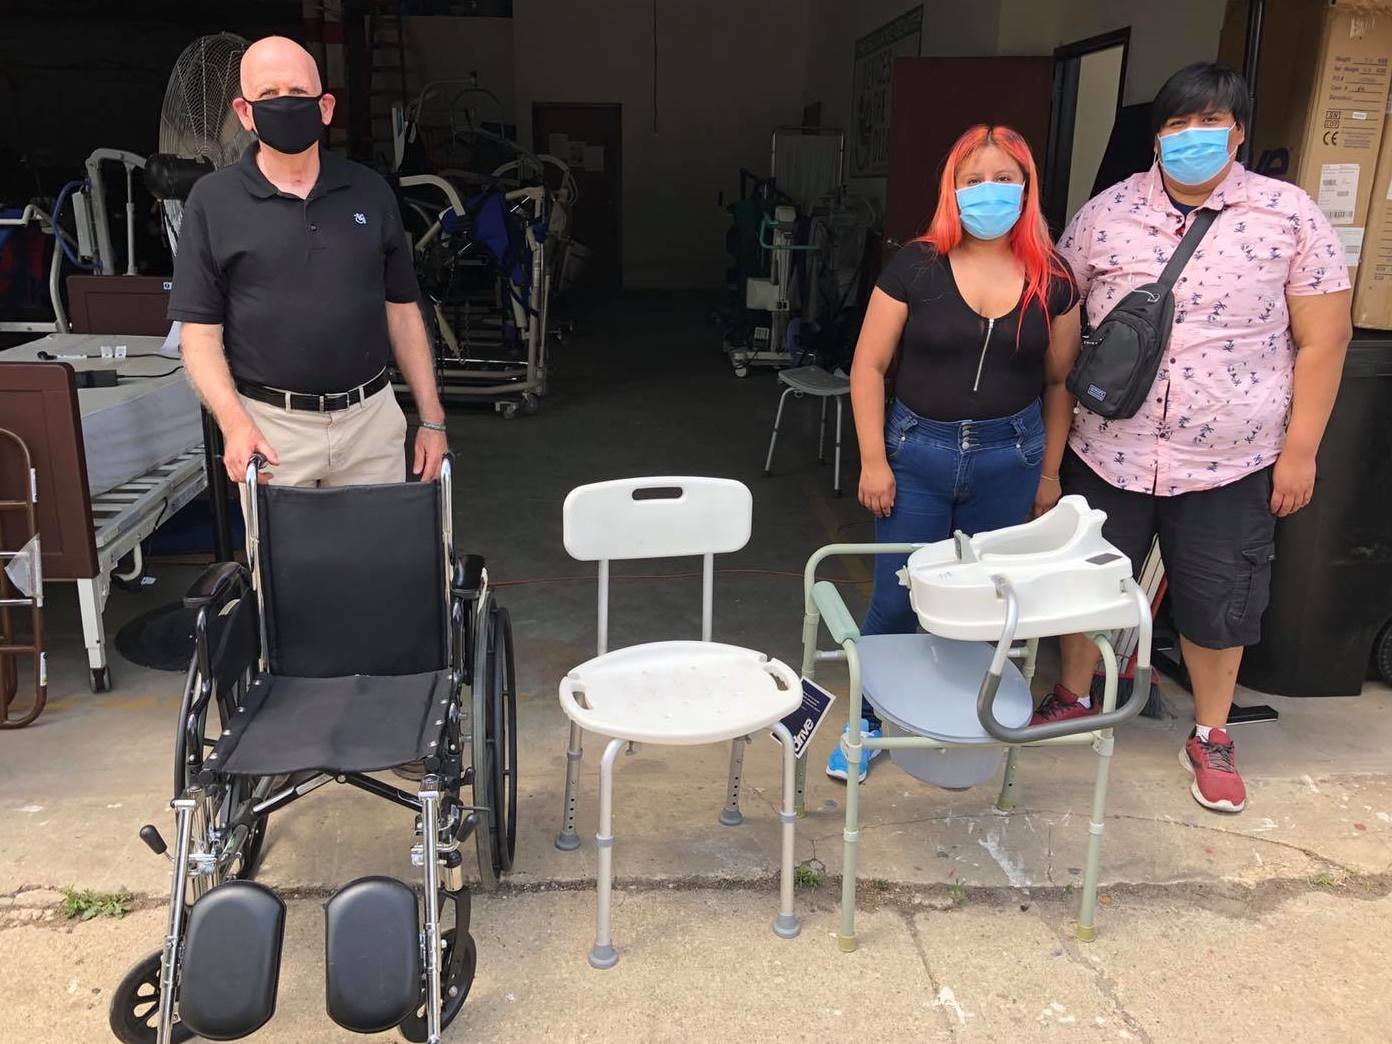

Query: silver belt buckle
[318,394,327,413]
[282,390,293,412]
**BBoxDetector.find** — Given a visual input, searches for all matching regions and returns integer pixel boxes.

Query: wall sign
[850,5,923,178]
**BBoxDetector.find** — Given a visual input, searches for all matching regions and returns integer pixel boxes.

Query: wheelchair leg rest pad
[179,881,286,1041]
[325,876,423,1034]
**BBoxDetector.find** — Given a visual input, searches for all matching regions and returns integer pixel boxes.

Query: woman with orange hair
[826,124,1082,784]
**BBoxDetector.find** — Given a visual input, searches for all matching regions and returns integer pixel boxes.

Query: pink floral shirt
[1057,163,1350,495]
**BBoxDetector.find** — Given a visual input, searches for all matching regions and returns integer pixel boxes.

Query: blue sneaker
[825,720,883,783]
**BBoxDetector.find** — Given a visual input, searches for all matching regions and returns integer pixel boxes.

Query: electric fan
[115,33,253,679]
[152,32,253,253]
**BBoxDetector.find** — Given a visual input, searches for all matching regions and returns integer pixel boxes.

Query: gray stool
[762,365,851,496]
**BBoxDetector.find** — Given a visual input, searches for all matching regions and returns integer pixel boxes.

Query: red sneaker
[1180,729,1247,812]
[1029,684,1098,726]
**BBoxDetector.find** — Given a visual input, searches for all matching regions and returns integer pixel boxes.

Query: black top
[875,242,1078,422]
[168,144,419,394]
[1165,187,1198,216]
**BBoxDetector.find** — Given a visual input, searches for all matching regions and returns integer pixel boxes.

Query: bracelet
[419,419,447,433]
[1041,474,1060,484]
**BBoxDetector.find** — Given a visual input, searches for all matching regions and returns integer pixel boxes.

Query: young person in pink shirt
[1036,63,1353,813]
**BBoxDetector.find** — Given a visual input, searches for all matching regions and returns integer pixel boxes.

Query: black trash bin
[1240,332,1392,697]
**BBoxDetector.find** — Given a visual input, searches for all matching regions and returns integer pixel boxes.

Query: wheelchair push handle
[245,453,267,487]
[976,578,1153,745]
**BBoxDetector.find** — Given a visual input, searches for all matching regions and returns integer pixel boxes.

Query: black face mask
[248,95,325,155]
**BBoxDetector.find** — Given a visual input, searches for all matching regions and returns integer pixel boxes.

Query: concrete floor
[3,292,1391,1042]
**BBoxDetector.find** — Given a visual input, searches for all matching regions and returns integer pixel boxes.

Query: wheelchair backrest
[255,481,448,677]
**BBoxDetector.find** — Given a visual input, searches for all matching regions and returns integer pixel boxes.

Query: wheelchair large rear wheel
[109,950,193,1044]
[489,606,518,872]
[471,599,518,886]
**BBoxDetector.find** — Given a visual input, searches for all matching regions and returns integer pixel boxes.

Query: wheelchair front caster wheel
[90,666,111,693]
[109,950,193,1043]
[522,393,540,415]
[499,402,519,419]
[733,366,749,378]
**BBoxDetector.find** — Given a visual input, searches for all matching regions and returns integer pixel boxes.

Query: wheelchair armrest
[184,561,250,611]
[812,581,860,645]
[452,553,485,598]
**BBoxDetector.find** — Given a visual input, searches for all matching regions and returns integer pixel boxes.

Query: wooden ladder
[367,0,411,170]
[0,428,47,728]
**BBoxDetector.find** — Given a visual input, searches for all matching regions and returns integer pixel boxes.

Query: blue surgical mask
[955,182,1024,241]
[1158,125,1235,186]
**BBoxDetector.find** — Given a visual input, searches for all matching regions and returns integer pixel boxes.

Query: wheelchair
[109,457,517,1044]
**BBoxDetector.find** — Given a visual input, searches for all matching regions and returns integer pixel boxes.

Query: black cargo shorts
[1061,451,1278,649]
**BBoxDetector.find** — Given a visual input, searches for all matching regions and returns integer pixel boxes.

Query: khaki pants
[242,385,408,487]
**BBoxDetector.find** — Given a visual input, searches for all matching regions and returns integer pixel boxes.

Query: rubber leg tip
[588,945,619,969]
[1076,924,1097,943]
[718,808,744,827]
[555,832,581,852]
[773,914,801,939]
[995,800,1017,813]
[836,934,858,953]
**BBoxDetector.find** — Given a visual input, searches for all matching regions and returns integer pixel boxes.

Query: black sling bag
[1067,207,1218,419]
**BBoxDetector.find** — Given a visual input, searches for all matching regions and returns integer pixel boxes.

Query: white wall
[996,0,1227,106]
[802,0,1003,211]
[512,0,809,288]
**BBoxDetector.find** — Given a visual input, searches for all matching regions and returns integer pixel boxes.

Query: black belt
[236,369,390,412]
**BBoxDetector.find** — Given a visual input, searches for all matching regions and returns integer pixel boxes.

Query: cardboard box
[1352,121,1392,327]
[1223,0,1392,280]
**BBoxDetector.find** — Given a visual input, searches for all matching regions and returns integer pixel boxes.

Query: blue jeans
[861,398,1045,726]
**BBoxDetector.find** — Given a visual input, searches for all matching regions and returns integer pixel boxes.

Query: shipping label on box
[1319,162,1362,223]
[1337,226,1365,267]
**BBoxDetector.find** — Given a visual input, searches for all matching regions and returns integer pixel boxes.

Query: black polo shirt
[168,144,419,394]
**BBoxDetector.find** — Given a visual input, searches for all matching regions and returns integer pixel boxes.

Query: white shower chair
[762,365,852,496]
[554,476,803,969]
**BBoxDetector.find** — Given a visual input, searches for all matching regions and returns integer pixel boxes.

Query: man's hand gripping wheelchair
[109,456,517,1044]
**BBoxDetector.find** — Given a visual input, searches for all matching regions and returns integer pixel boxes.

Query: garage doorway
[1044,28,1131,230]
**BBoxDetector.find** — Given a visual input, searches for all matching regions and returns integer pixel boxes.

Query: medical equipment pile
[393,83,576,417]
[717,127,878,378]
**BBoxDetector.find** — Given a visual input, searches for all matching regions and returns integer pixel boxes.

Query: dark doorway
[1043,28,1130,231]
[533,102,623,293]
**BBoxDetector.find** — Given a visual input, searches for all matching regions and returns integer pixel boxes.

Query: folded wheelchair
[109,457,517,1044]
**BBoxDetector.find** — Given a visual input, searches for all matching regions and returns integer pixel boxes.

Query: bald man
[168,35,446,488]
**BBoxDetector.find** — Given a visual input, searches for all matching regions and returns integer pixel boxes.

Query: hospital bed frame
[0,361,204,692]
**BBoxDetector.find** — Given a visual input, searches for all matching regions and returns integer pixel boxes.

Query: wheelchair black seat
[209,671,452,776]
[109,458,517,1044]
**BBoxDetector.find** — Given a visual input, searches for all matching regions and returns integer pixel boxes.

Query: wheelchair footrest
[179,881,286,1041]
[325,876,422,1034]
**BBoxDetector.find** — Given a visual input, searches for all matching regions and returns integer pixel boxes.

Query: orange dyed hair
[917,124,1070,339]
